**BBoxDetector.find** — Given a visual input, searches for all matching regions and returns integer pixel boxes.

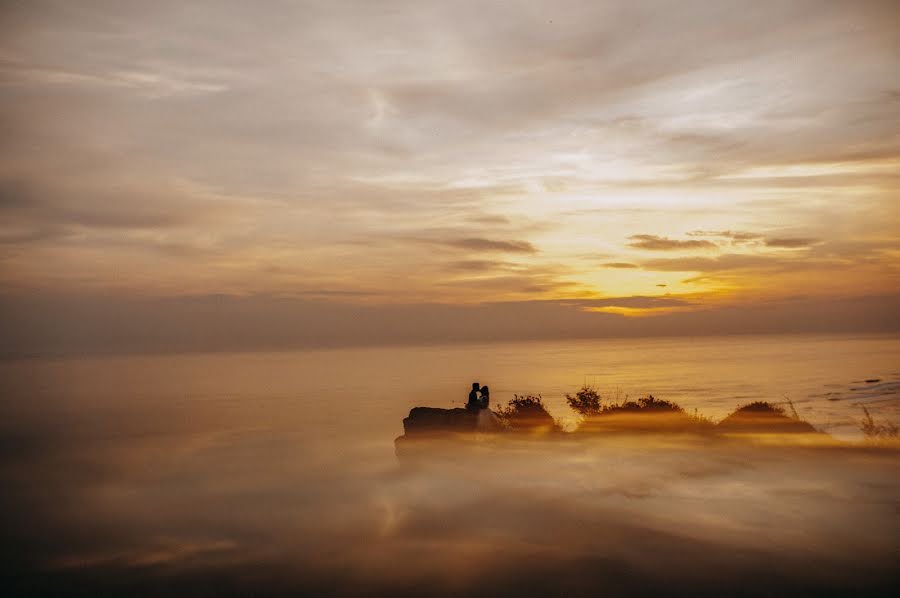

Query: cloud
[465,214,510,225]
[0,62,230,98]
[293,290,380,298]
[640,253,786,272]
[628,235,717,251]
[683,232,825,251]
[439,275,577,295]
[571,296,692,309]
[0,173,243,234]
[687,230,763,243]
[443,238,537,253]
[444,260,515,272]
[602,262,639,269]
[2,291,898,357]
[764,237,821,248]
[0,0,899,305]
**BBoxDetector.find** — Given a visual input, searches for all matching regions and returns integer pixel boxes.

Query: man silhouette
[467,382,481,411]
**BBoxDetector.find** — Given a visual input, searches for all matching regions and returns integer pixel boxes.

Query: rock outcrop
[395,407,482,461]
[402,406,478,436]
[394,399,826,461]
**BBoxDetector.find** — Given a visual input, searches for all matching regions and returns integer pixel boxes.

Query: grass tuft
[860,407,898,441]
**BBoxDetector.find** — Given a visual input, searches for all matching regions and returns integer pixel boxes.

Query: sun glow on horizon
[0,0,898,325]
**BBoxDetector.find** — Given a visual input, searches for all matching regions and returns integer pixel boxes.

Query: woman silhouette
[475,385,501,431]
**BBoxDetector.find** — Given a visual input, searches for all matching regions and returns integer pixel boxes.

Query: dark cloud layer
[1,291,897,358]
[765,237,821,248]
[687,230,763,243]
[628,235,717,251]
[443,238,538,253]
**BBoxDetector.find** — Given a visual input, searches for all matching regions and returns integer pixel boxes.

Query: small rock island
[395,384,826,459]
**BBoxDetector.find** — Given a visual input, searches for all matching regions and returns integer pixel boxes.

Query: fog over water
[1,334,898,596]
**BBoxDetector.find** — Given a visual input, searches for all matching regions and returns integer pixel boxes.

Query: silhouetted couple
[467,382,490,411]
[467,382,501,431]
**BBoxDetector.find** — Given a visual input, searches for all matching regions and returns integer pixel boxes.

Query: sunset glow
[1,5,899,597]
[2,1,898,328]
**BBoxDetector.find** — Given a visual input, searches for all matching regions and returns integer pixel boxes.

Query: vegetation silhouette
[566,386,713,435]
[859,406,899,441]
[394,383,900,459]
[716,400,819,435]
[565,386,602,416]
[493,394,560,433]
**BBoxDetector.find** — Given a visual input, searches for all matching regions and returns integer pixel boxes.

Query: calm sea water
[2,333,899,596]
[2,333,898,443]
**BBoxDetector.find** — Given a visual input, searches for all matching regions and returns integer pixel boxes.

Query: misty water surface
[1,333,898,596]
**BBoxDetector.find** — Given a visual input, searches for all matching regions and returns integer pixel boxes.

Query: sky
[1,0,899,353]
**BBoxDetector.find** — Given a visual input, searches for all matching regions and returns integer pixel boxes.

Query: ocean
[3,332,897,442]
[1,333,898,596]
